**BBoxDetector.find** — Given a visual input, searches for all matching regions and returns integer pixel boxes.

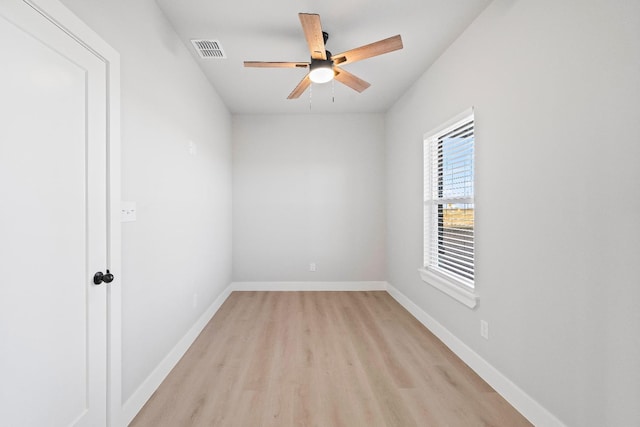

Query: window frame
[419,108,478,308]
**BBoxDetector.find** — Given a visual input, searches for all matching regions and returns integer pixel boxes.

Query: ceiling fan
[244,13,403,99]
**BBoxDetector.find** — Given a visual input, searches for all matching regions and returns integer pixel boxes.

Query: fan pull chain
[332,79,335,103]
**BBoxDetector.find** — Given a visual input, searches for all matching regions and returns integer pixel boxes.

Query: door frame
[22,1,122,425]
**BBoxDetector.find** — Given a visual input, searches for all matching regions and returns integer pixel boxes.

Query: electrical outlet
[480,320,489,340]
[309,262,317,272]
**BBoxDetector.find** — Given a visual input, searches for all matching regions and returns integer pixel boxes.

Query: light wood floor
[130,291,532,426]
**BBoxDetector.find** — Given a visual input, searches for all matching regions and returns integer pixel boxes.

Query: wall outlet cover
[480,320,489,340]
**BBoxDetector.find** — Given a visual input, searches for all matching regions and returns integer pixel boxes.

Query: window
[420,109,477,308]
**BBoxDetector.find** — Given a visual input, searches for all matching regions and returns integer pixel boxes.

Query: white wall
[386,0,640,425]
[233,114,386,282]
[58,0,232,405]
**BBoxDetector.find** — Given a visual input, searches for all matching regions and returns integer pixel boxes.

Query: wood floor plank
[130,291,532,427]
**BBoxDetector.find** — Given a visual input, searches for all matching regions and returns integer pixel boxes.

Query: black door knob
[93,269,115,285]
[103,269,114,283]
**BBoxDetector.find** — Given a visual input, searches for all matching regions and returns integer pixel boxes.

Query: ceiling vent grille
[191,39,227,59]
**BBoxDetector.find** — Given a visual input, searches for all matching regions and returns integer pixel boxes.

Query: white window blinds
[424,113,475,287]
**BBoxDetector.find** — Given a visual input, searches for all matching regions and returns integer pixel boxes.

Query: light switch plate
[121,201,137,222]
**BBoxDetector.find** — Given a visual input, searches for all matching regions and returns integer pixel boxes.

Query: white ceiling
[156,0,492,114]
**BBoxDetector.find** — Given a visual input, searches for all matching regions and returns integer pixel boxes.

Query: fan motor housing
[310,58,333,68]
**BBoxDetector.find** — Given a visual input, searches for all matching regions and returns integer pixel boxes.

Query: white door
[0,1,109,426]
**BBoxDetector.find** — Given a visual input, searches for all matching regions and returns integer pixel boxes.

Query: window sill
[418,268,479,309]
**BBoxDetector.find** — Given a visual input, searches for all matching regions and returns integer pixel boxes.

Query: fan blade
[334,68,371,93]
[299,13,326,60]
[332,35,403,66]
[244,61,309,68]
[288,74,311,99]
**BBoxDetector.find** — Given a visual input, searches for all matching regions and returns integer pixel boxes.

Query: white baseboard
[231,281,388,291]
[385,282,565,427]
[121,283,234,426]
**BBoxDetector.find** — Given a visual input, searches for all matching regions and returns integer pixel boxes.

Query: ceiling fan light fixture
[309,59,334,84]
[244,13,403,99]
